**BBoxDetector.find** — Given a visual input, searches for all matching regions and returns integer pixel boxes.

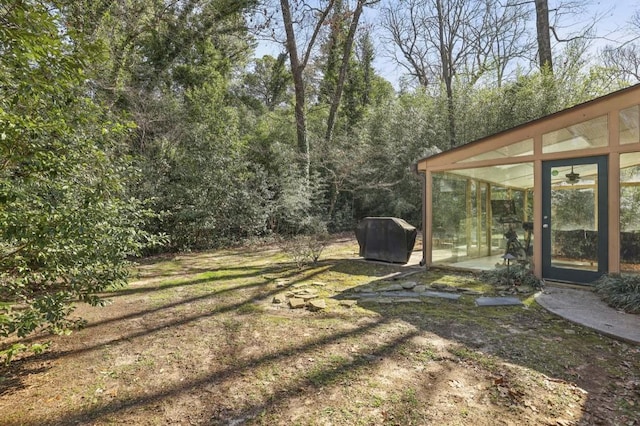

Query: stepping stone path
[273,285,330,311]
[273,276,534,311]
[343,281,466,303]
[339,279,534,307]
[288,297,306,309]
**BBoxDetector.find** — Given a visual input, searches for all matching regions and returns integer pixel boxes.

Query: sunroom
[416,84,640,285]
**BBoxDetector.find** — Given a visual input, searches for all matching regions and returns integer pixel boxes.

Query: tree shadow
[108,263,294,298]
[328,261,640,425]
[132,246,286,280]
[2,257,637,425]
[0,359,49,397]
[31,318,419,426]
[0,262,330,366]
[7,262,308,348]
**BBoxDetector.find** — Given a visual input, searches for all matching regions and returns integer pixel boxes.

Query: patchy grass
[0,238,638,426]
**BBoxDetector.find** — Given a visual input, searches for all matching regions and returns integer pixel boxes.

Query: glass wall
[542,115,608,154]
[457,138,533,163]
[620,105,639,145]
[549,163,599,271]
[620,153,640,273]
[431,163,533,269]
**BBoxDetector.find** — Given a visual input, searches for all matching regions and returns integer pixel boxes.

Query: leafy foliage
[0,342,49,366]
[279,228,330,268]
[2,0,638,350]
[135,76,273,251]
[593,274,640,314]
[479,265,544,290]
[0,2,152,339]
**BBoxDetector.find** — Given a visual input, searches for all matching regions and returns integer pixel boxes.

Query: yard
[0,237,638,425]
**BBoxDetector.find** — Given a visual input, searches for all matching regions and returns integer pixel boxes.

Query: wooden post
[486,184,493,255]
[466,180,473,257]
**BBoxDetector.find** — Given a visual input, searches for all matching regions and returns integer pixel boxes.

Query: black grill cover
[356,217,417,264]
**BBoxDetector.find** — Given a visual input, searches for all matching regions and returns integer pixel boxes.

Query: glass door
[542,156,608,284]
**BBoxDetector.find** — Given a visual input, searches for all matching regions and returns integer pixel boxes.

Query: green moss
[450,346,499,371]
[130,246,635,397]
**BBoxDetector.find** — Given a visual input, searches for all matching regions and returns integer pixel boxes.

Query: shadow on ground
[0,253,637,426]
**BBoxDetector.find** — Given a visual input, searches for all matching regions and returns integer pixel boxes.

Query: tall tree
[324,0,379,143]
[535,0,553,72]
[530,0,601,74]
[600,9,640,84]
[279,0,335,180]
[236,53,292,111]
[381,0,527,147]
[60,0,270,250]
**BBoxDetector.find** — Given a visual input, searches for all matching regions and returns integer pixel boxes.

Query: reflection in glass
[620,153,640,273]
[432,174,468,263]
[458,138,533,163]
[431,167,533,269]
[549,164,598,271]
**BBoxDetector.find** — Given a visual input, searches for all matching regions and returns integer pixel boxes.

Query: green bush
[279,220,329,268]
[479,264,544,290]
[0,3,155,344]
[593,274,640,314]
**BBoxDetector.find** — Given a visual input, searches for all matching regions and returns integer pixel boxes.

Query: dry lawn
[0,237,638,425]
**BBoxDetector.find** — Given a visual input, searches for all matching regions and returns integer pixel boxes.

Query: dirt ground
[0,238,639,425]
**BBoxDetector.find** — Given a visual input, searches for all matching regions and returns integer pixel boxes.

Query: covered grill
[355,217,417,264]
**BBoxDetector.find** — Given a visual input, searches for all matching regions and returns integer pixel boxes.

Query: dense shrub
[479,265,544,290]
[0,3,153,342]
[593,274,640,314]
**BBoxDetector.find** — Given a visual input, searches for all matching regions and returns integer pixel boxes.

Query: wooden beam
[466,180,473,255]
[425,171,433,266]
[609,109,621,274]
[533,159,543,279]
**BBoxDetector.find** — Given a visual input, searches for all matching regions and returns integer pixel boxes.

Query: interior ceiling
[447,154,640,190]
[542,116,609,154]
[448,163,534,189]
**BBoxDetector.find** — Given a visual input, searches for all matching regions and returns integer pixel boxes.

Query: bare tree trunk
[435,0,456,148]
[535,0,553,72]
[280,0,309,180]
[325,0,375,143]
[279,0,335,181]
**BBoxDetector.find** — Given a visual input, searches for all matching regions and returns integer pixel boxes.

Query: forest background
[1,0,640,341]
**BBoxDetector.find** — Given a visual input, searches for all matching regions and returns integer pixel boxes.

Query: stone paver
[401,281,417,289]
[421,291,462,300]
[288,298,306,309]
[339,300,358,308]
[380,291,422,298]
[377,284,403,292]
[307,299,326,311]
[475,297,523,307]
[535,286,640,344]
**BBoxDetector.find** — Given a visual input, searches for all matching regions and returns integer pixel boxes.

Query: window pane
[620,105,640,145]
[620,153,640,273]
[458,138,533,163]
[549,164,599,272]
[542,115,608,154]
[431,166,533,270]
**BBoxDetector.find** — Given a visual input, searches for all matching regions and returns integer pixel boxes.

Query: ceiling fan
[566,165,580,184]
